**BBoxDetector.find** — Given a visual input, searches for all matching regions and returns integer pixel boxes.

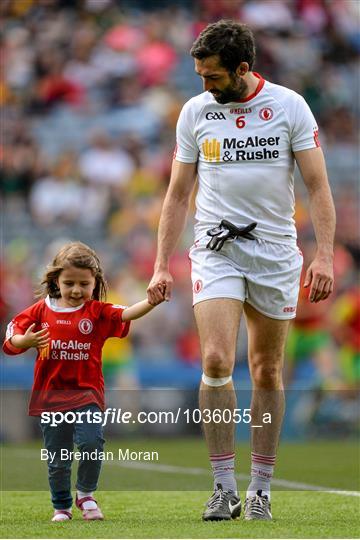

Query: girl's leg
[74,404,105,493]
[40,419,74,510]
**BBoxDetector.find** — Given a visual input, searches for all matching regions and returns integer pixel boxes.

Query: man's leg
[244,302,290,520]
[194,298,243,520]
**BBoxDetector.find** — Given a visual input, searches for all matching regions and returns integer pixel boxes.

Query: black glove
[206,220,257,251]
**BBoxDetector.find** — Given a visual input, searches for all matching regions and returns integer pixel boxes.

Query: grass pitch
[1,490,359,539]
[1,438,359,538]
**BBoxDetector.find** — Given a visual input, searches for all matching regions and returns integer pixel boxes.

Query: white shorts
[189,236,303,320]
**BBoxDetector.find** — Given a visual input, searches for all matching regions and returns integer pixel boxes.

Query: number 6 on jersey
[236,115,246,129]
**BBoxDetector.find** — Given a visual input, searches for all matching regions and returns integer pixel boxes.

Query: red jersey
[3,296,130,415]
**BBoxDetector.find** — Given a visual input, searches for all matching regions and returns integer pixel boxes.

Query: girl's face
[56,266,96,308]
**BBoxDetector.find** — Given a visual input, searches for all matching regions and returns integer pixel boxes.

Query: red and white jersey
[174,73,320,244]
[3,296,130,415]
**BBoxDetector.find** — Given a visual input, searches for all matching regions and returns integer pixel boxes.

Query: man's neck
[243,72,261,98]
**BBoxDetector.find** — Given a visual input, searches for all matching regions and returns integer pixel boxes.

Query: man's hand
[303,254,334,303]
[10,323,50,349]
[147,270,173,304]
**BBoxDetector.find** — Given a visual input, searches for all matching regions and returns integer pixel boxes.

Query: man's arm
[294,146,336,303]
[147,159,197,304]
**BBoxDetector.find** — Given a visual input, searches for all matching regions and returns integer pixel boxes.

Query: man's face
[194,55,248,104]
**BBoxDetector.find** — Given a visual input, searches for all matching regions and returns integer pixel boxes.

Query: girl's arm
[10,323,50,350]
[122,299,161,322]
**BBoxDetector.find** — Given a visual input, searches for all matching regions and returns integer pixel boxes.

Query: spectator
[78,131,135,189]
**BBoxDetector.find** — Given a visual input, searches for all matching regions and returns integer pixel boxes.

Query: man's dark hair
[190,20,256,72]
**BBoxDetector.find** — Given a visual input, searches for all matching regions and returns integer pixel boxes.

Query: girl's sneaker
[51,510,72,522]
[76,495,104,520]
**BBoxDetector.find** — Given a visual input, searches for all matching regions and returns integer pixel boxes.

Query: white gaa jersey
[174,73,320,244]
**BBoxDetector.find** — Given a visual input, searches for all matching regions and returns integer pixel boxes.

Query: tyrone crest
[193,280,203,294]
[259,107,273,121]
[78,318,93,335]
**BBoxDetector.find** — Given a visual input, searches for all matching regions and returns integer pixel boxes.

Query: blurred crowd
[1,0,359,395]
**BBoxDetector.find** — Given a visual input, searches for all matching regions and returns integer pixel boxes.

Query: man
[147,20,335,521]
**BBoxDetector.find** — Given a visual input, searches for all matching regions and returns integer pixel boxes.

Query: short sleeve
[290,95,320,152]
[174,101,199,163]
[99,303,130,339]
[3,304,40,355]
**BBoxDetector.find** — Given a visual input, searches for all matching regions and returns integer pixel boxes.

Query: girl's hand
[11,323,50,350]
[147,271,173,303]
[148,283,166,307]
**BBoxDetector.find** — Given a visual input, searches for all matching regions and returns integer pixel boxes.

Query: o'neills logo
[259,107,273,121]
[78,319,93,334]
[230,107,252,114]
[313,127,320,147]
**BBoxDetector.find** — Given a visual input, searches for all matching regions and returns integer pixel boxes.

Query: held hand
[147,270,173,304]
[14,323,50,349]
[303,255,334,303]
[150,284,167,306]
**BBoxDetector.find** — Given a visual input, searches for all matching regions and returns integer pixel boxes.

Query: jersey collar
[234,72,265,103]
[45,295,85,312]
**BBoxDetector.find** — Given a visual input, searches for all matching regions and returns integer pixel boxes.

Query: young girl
[3,241,164,522]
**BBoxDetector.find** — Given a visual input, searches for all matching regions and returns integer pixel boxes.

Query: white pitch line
[4,448,360,498]
[109,460,360,498]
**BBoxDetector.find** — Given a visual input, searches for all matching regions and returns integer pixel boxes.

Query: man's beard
[211,76,248,104]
